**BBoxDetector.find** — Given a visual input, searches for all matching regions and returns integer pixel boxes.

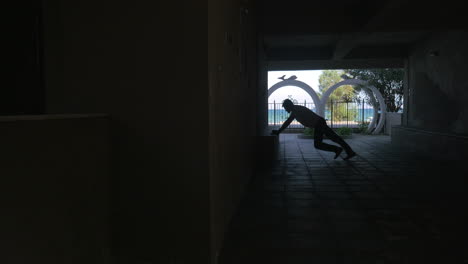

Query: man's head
[282,99,294,113]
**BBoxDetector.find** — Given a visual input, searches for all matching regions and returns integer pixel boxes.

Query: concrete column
[402,59,410,126]
[407,43,459,131]
[257,35,268,135]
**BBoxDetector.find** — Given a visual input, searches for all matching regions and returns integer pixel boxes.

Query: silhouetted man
[272,99,356,160]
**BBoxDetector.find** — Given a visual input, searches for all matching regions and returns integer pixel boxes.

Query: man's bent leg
[323,125,355,156]
[313,122,341,154]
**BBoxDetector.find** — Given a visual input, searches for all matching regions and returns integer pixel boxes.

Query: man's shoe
[334,148,343,159]
[343,151,357,160]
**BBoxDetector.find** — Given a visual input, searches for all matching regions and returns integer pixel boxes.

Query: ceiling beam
[268,58,404,70]
[332,0,405,60]
[266,46,334,61]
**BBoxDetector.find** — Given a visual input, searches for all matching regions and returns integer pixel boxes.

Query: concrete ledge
[0,113,109,122]
[254,135,279,169]
[391,125,468,161]
[385,113,402,135]
[0,115,110,262]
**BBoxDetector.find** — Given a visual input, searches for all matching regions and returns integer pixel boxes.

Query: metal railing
[268,99,374,131]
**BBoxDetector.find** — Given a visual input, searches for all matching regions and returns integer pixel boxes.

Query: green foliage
[327,101,359,122]
[319,70,357,122]
[344,68,404,112]
[335,127,352,137]
[318,70,356,102]
[303,127,314,136]
[356,122,370,134]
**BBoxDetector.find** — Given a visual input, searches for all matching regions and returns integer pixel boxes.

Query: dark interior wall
[0,115,109,264]
[209,0,257,262]
[257,40,268,135]
[42,1,209,263]
[3,1,44,114]
[407,70,457,131]
[407,31,468,134]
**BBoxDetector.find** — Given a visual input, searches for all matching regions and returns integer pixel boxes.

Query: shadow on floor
[219,134,468,264]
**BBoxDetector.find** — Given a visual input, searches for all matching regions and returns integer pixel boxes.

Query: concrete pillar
[257,35,268,136]
[392,31,468,161]
[402,59,410,126]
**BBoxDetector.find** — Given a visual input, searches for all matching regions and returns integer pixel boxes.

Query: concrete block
[254,135,279,169]
[391,125,468,161]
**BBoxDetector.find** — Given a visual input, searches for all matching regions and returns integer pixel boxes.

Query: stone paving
[219,133,468,264]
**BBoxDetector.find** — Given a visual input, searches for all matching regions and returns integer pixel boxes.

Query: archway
[268,80,322,111]
[318,79,387,134]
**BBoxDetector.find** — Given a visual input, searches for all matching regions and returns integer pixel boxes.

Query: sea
[268,109,375,124]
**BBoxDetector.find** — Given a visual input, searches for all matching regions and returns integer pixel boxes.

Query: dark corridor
[220,134,468,263]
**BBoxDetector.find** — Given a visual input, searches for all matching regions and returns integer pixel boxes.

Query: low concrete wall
[385,113,402,135]
[0,114,110,264]
[255,135,279,169]
[391,125,468,161]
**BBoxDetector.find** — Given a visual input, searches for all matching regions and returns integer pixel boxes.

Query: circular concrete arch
[268,80,322,111]
[318,79,387,135]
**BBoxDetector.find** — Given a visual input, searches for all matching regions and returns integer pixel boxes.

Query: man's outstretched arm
[272,115,294,135]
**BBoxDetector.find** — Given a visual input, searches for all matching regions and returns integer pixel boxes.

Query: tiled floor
[219,134,468,264]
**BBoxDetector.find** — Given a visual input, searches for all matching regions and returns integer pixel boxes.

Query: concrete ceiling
[257,0,467,69]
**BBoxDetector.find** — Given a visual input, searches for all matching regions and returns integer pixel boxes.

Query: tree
[318,70,357,121]
[344,68,404,112]
[318,70,356,102]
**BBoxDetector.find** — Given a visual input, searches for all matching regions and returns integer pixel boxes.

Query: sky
[268,70,322,103]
